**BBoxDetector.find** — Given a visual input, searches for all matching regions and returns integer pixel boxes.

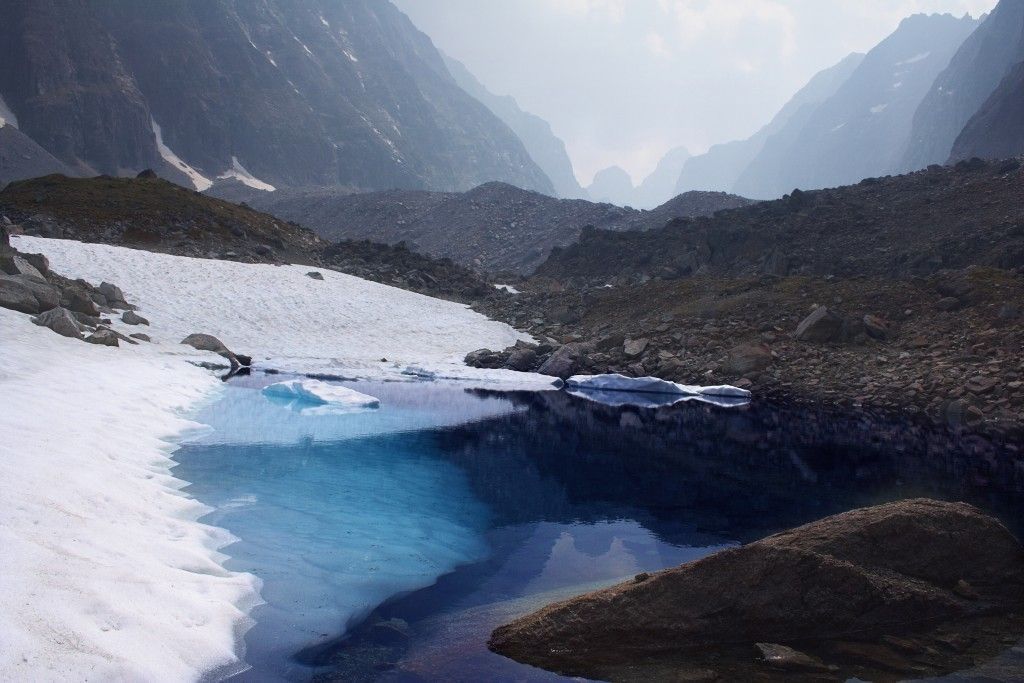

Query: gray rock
[756,643,832,673]
[505,348,539,372]
[181,333,240,368]
[21,253,49,277]
[31,307,83,339]
[99,281,130,309]
[465,348,505,369]
[0,274,59,314]
[129,333,152,342]
[538,344,583,379]
[863,314,893,341]
[85,329,120,347]
[122,310,150,326]
[306,271,325,280]
[795,306,846,343]
[722,343,772,375]
[0,253,44,279]
[63,289,101,316]
[623,338,649,358]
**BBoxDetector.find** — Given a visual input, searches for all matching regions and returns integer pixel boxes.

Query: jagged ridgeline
[0,0,553,194]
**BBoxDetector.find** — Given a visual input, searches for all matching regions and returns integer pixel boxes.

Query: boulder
[21,253,49,277]
[122,310,150,326]
[794,306,846,343]
[862,314,893,341]
[489,499,1024,680]
[62,289,101,316]
[0,253,44,279]
[85,329,120,347]
[181,333,240,368]
[98,281,130,309]
[623,338,649,358]
[465,348,505,369]
[505,347,538,372]
[537,344,584,379]
[31,307,83,339]
[0,274,59,314]
[722,343,772,375]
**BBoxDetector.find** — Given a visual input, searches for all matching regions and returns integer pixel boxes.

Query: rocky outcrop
[31,306,83,339]
[0,0,554,194]
[180,333,250,370]
[489,499,1024,681]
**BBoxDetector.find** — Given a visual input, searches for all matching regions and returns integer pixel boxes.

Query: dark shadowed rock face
[952,60,1024,162]
[489,499,1024,681]
[0,0,553,194]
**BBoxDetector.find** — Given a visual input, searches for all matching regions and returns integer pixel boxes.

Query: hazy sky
[392,0,996,186]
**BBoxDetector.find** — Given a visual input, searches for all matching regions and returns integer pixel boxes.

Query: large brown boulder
[489,499,1024,680]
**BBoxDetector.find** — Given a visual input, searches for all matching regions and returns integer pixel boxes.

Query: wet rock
[85,328,119,347]
[538,343,584,379]
[795,306,846,343]
[756,643,832,673]
[489,500,1024,678]
[722,343,772,375]
[31,307,83,339]
[121,310,150,326]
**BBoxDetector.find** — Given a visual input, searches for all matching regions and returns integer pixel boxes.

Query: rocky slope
[473,159,1024,435]
[0,0,553,194]
[902,0,1024,170]
[734,13,979,199]
[0,125,75,189]
[952,59,1024,161]
[490,499,1024,682]
[442,54,584,199]
[242,181,755,274]
[0,174,492,302]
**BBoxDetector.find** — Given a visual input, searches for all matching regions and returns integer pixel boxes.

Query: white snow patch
[263,379,380,410]
[151,119,213,191]
[870,104,888,114]
[565,374,751,408]
[265,52,278,67]
[830,122,847,133]
[892,81,903,89]
[13,236,535,380]
[896,51,930,66]
[0,308,258,681]
[494,283,520,294]
[217,156,276,192]
[319,16,330,27]
[0,93,18,128]
[343,49,359,63]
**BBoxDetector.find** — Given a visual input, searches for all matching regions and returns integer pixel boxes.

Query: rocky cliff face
[0,0,554,194]
[734,13,978,199]
[442,54,583,199]
[902,0,1024,171]
[951,59,1024,161]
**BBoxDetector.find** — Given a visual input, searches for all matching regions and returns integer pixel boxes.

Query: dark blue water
[173,376,1024,682]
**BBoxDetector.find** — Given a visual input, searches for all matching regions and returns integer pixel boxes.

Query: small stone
[794,306,846,343]
[953,579,979,600]
[122,310,150,326]
[85,329,120,347]
[306,271,325,280]
[756,643,831,673]
[129,333,152,342]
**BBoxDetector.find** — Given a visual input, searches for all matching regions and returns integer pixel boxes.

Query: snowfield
[0,236,552,681]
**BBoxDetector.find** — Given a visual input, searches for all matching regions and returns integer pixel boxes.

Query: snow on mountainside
[675,52,865,195]
[902,0,1024,170]
[733,13,978,199]
[0,0,554,194]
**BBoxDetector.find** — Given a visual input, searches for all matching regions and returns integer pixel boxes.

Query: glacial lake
[173,375,1024,682]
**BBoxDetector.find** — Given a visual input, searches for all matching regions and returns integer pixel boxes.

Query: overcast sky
[392,0,996,186]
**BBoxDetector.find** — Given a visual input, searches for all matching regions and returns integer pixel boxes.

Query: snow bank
[262,379,380,409]
[0,93,18,128]
[14,236,535,382]
[152,119,213,191]
[217,156,276,192]
[566,374,751,408]
[0,308,259,681]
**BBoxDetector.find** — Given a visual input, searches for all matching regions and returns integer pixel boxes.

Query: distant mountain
[734,13,978,199]
[675,53,864,194]
[587,166,635,207]
[951,59,1024,161]
[442,54,584,199]
[902,0,1024,170]
[243,182,754,274]
[0,0,553,194]
[0,118,75,189]
[634,147,690,209]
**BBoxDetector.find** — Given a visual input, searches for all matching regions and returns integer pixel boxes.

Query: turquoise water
[173,376,1024,682]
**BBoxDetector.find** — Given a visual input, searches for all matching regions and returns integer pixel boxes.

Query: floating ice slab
[566,374,751,408]
[262,379,379,409]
